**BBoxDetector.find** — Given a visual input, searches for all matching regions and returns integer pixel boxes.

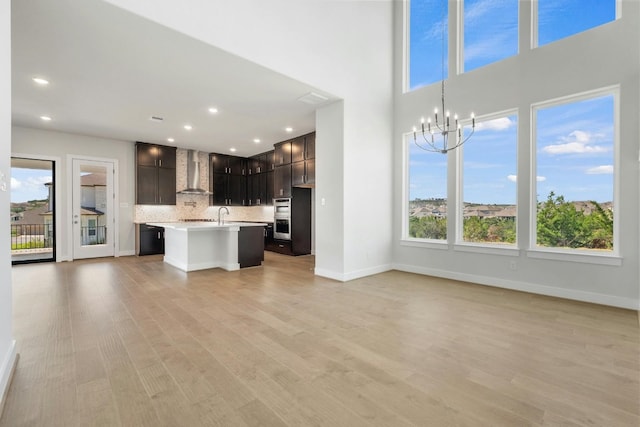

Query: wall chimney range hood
[177,150,212,195]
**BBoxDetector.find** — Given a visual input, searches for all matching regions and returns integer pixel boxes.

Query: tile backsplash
[135,148,274,223]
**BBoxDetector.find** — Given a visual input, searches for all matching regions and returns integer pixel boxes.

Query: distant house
[41,172,107,245]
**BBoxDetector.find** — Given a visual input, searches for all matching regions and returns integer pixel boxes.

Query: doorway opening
[11,157,56,264]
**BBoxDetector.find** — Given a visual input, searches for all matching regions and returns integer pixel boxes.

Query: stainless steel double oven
[273,198,291,240]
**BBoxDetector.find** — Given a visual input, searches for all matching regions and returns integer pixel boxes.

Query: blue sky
[409,0,616,204]
[11,168,52,203]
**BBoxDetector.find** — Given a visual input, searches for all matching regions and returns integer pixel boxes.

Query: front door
[72,158,115,259]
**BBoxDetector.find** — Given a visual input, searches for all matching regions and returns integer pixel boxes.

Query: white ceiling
[11,0,335,157]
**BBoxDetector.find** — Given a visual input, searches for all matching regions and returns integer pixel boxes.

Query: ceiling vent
[149,116,164,122]
[297,92,329,105]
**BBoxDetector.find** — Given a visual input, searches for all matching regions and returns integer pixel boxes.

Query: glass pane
[462,114,518,244]
[10,158,55,263]
[536,94,614,250]
[79,165,108,247]
[538,0,616,47]
[464,0,518,72]
[408,0,448,90]
[408,135,448,240]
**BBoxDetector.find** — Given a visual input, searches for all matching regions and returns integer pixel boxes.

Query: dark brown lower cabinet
[136,224,164,255]
[238,226,265,268]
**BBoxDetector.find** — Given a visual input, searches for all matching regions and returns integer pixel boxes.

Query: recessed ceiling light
[253,138,261,143]
[285,127,293,133]
[183,124,192,130]
[40,116,52,121]
[167,138,175,143]
[32,77,49,86]
[230,148,237,152]
[208,107,218,114]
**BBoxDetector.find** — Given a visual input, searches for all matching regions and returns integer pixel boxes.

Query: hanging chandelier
[413,0,475,154]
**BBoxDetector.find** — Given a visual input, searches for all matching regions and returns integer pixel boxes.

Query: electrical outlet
[509,261,517,270]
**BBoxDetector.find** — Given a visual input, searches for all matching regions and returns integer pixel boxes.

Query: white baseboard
[118,250,136,257]
[315,264,392,282]
[0,340,17,418]
[392,263,640,310]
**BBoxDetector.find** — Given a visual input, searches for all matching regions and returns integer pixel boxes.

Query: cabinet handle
[159,159,162,167]
[229,168,232,174]
[257,198,261,205]
[157,232,160,239]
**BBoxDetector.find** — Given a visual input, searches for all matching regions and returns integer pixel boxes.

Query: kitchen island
[146,221,266,272]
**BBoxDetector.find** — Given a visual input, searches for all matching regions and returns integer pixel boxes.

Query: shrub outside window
[534,91,615,252]
[407,134,448,240]
[460,113,518,245]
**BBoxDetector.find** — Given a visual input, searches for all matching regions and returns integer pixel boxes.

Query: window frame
[529,86,621,264]
[531,0,621,50]
[455,109,520,251]
[459,0,520,74]
[402,132,450,247]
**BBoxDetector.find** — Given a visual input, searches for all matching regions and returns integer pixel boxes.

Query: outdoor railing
[11,224,53,250]
[11,224,107,250]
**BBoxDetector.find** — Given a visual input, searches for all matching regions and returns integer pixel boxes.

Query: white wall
[393,1,640,308]
[103,0,395,280]
[0,0,16,408]
[12,126,136,259]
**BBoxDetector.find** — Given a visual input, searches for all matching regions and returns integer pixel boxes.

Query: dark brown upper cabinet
[135,142,176,205]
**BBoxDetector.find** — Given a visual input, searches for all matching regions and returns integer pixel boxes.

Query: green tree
[409,216,447,240]
[537,192,612,250]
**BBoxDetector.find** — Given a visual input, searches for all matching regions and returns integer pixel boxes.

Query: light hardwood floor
[1,252,638,426]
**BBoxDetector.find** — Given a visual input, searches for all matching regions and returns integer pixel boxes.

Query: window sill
[454,243,519,257]
[400,238,449,250]
[526,248,622,266]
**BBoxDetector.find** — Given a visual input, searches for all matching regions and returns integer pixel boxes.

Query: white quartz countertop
[146,221,267,230]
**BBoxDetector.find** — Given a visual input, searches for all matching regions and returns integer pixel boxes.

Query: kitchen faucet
[217,206,230,225]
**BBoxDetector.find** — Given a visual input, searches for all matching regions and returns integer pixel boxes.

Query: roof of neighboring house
[81,173,106,187]
[13,205,49,225]
[80,207,104,215]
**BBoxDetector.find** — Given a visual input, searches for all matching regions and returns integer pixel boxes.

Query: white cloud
[585,165,613,175]
[476,117,515,131]
[542,130,609,155]
[506,175,545,182]
[10,177,21,190]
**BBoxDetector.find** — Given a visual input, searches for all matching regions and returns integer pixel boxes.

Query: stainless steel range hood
[177,150,212,195]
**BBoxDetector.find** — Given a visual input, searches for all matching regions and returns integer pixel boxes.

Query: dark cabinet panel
[228,156,246,176]
[292,161,305,187]
[305,133,315,159]
[305,159,315,185]
[157,167,176,205]
[137,224,165,256]
[238,226,264,268]
[248,173,267,206]
[229,175,247,205]
[274,164,291,198]
[292,159,315,188]
[209,154,247,206]
[211,154,245,175]
[211,173,228,205]
[136,165,157,205]
[135,142,176,205]
[274,141,292,166]
[291,136,305,163]
[265,171,274,205]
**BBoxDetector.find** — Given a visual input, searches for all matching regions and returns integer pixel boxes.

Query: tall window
[464,0,518,73]
[534,91,615,251]
[537,0,616,47]
[460,113,518,244]
[407,135,448,240]
[408,0,448,90]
